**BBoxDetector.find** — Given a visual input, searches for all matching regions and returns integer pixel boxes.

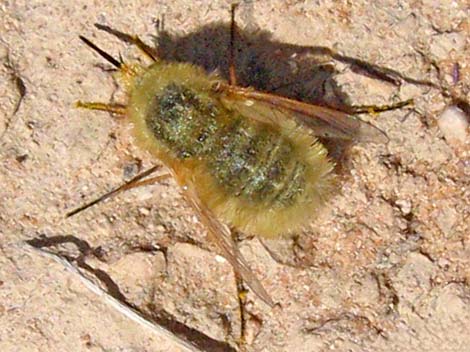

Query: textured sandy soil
[1,1,469,351]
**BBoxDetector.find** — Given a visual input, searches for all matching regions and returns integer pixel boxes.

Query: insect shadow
[156,23,338,103]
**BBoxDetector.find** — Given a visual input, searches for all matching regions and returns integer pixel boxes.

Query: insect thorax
[145,82,307,208]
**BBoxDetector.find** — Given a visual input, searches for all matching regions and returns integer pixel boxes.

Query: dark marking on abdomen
[210,117,306,207]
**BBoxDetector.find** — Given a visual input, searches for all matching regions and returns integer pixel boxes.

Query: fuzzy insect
[69,8,403,307]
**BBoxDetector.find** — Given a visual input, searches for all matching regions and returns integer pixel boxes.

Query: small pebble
[438,106,469,146]
[215,255,227,263]
[138,207,150,216]
[395,199,412,215]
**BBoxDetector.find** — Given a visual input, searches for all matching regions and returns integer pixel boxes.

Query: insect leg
[230,229,255,346]
[67,165,168,218]
[75,101,127,116]
[94,24,159,62]
[349,98,414,114]
[228,3,239,86]
[79,35,141,78]
[234,265,248,346]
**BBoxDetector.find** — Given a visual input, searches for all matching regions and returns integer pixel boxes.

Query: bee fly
[68,5,410,307]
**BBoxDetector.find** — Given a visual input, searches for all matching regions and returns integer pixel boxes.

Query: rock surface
[1,1,469,351]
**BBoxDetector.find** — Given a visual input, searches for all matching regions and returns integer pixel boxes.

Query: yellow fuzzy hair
[127,62,335,238]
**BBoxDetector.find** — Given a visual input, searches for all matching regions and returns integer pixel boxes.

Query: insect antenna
[66,165,166,218]
[79,35,122,69]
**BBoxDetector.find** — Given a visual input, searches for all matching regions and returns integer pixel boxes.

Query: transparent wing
[181,179,275,308]
[218,84,389,143]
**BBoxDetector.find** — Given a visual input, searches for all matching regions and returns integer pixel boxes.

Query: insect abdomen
[209,116,306,208]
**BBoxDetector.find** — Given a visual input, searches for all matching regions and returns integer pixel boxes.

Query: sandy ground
[1,1,469,351]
